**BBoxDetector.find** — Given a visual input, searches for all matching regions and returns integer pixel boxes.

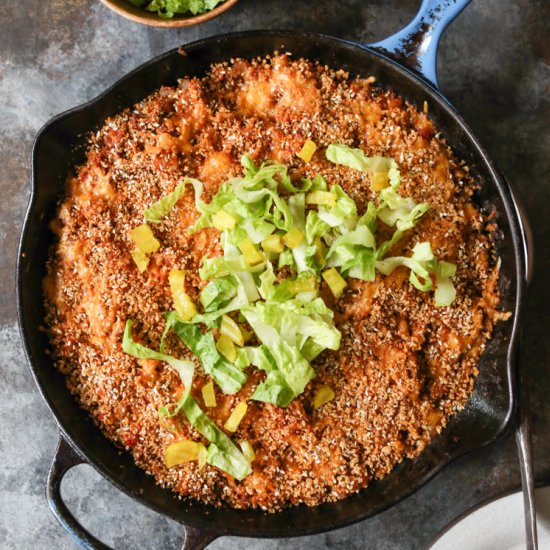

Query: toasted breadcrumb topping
[44,54,501,511]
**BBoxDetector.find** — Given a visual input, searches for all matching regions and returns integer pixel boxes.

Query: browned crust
[43,54,501,511]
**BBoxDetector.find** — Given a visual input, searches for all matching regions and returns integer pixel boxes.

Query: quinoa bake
[43,54,503,511]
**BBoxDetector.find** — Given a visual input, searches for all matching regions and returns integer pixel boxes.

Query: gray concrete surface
[1,0,549,548]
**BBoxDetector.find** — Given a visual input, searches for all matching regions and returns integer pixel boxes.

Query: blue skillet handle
[368,0,472,89]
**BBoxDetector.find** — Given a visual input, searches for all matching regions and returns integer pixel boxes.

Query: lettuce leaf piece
[305,210,330,245]
[242,306,315,405]
[219,246,262,304]
[240,345,296,407]
[251,371,296,407]
[258,263,277,300]
[300,338,325,362]
[179,395,251,480]
[278,248,296,270]
[317,185,357,230]
[326,143,371,172]
[282,173,327,194]
[241,154,258,176]
[287,194,312,273]
[358,202,379,234]
[434,260,457,306]
[375,242,435,292]
[322,199,377,281]
[234,270,261,303]
[309,174,328,191]
[164,313,247,394]
[200,276,239,312]
[145,0,174,17]
[198,255,265,280]
[145,0,224,17]
[326,144,400,186]
[241,298,340,406]
[239,217,276,244]
[341,249,377,281]
[326,224,376,263]
[144,179,204,224]
[122,320,195,410]
[377,200,429,230]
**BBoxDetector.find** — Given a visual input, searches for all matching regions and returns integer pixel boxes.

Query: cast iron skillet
[17,1,533,548]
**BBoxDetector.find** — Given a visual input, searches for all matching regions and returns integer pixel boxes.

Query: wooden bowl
[99,0,239,28]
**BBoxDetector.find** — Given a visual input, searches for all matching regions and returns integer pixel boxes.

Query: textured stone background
[1,0,549,548]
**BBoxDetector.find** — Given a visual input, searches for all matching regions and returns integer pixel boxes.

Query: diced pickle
[164,440,200,468]
[240,440,256,462]
[224,401,248,432]
[237,238,264,266]
[129,223,160,254]
[131,247,150,273]
[261,234,284,254]
[221,315,244,346]
[202,380,217,408]
[297,139,317,162]
[197,443,208,470]
[313,385,335,409]
[305,190,336,206]
[314,237,327,268]
[322,267,347,299]
[169,269,198,321]
[283,227,305,249]
[288,277,318,295]
[212,209,236,230]
[371,171,390,191]
[216,333,237,363]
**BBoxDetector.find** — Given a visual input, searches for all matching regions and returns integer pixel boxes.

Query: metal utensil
[516,341,538,550]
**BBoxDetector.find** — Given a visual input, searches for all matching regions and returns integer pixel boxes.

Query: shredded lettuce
[378,201,429,232]
[163,313,247,394]
[124,319,250,479]
[434,260,457,306]
[305,210,330,245]
[179,395,252,480]
[316,185,357,231]
[159,392,251,479]
[325,144,429,234]
[241,307,316,407]
[123,320,195,405]
[144,179,204,224]
[200,276,239,313]
[119,145,461,482]
[341,249,377,281]
[240,298,340,407]
[136,0,227,19]
[326,144,400,187]
[376,242,434,290]
[375,242,456,301]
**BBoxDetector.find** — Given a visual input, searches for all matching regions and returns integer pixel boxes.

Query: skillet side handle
[47,434,113,550]
[368,0,472,89]
[47,434,219,550]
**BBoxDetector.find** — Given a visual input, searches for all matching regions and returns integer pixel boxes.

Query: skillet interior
[18,31,524,538]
